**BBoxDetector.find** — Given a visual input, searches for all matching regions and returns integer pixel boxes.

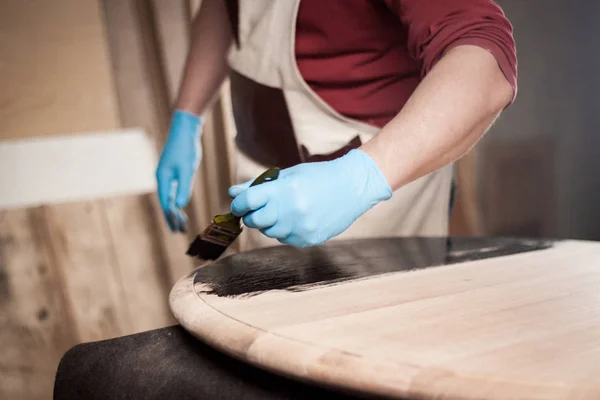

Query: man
[156,0,517,251]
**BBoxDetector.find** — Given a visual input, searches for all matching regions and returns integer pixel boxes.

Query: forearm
[360,44,514,190]
[175,0,232,115]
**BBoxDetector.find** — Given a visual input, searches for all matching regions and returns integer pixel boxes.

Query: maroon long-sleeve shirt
[295,0,517,128]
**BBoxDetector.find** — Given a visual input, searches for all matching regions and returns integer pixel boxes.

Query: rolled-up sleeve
[383,0,518,102]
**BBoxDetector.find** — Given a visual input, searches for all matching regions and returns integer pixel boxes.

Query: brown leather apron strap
[299,136,362,163]
[229,69,362,168]
[229,69,302,168]
[223,0,240,48]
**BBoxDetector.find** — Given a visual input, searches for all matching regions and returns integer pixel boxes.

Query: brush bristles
[186,237,228,260]
[186,223,241,260]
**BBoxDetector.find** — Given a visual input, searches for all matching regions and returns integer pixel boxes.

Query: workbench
[54,237,600,399]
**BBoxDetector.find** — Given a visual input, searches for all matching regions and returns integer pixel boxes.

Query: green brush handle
[213,167,280,231]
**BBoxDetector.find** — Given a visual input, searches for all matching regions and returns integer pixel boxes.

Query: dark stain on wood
[33,206,79,342]
[36,308,49,321]
[37,263,48,276]
[0,235,14,304]
[194,237,556,298]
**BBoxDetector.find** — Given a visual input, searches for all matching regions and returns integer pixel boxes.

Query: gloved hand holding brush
[228,149,393,248]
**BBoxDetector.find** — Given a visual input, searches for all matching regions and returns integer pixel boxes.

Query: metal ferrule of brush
[200,221,242,246]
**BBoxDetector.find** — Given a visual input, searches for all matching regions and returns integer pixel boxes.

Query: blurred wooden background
[0,1,239,399]
[1,0,566,399]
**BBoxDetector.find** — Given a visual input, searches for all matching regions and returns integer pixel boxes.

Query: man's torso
[295,0,420,128]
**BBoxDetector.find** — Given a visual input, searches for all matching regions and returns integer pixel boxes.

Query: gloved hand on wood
[228,149,392,247]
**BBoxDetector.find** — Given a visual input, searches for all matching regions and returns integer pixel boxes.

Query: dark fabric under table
[53,325,370,400]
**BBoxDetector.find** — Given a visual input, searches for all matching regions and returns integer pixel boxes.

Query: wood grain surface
[0,208,76,400]
[170,238,600,400]
[0,196,176,400]
[0,0,120,140]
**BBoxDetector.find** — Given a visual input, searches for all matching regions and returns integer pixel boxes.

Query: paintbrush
[186,167,280,261]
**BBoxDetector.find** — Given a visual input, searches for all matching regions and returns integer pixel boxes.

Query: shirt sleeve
[383,0,518,102]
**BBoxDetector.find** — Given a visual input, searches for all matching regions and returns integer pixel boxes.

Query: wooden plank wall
[1,197,180,399]
[0,1,239,399]
[101,0,199,284]
[480,139,556,237]
[449,151,485,236]
[0,0,120,140]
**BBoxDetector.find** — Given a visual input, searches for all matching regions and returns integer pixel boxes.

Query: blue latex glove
[155,110,202,232]
[229,149,392,247]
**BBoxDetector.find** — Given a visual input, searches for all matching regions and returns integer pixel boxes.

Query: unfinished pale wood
[149,0,191,103]
[0,208,76,400]
[450,150,484,236]
[200,104,236,216]
[0,0,120,140]
[1,195,187,399]
[481,140,556,237]
[0,129,157,210]
[102,195,176,334]
[41,201,131,342]
[170,240,600,400]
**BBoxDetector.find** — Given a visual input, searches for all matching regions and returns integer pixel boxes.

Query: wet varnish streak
[193,237,555,298]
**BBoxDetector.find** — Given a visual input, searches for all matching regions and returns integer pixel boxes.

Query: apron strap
[230,69,363,168]
[230,69,301,168]
[299,136,362,163]
[223,0,240,48]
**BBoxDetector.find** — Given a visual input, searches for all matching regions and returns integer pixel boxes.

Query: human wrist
[341,149,393,204]
[171,109,203,138]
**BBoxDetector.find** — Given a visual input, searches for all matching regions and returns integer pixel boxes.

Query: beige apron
[226,0,453,252]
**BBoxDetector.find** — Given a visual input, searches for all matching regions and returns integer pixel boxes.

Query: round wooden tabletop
[169,237,600,400]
